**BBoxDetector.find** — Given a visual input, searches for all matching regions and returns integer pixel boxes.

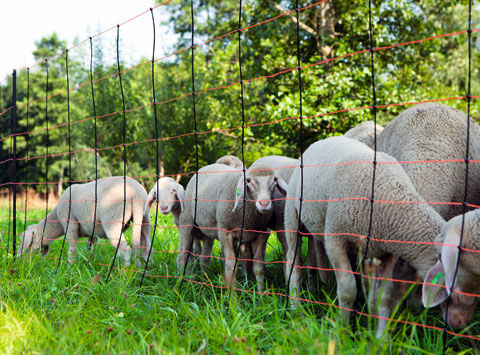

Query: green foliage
[0,1,479,192]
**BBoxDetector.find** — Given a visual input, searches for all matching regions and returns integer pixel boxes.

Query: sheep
[250,155,328,290]
[17,177,152,268]
[344,121,384,149]
[285,136,448,338]
[376,103,480,221]
[423,208,480,328]
[178,162,288,290]
[145,177,214,271]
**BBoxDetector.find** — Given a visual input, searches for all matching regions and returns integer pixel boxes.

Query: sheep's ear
[441,226,461,296]
[145,186,157,215]
[422,260,448,308]
[41,244,50,256]
[275,175,288,196]
[175,182,185,212]
[17,229,34,257]
[232,176,245,212]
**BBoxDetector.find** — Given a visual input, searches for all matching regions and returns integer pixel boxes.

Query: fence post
[11,69,17,257]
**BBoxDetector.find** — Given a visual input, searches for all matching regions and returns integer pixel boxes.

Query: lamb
[344,121,384,149]
[285,136,449,338]
[17,177,152,268]
[145,177,214,270]
[178,161,288,290]
[376,103,480,221]
[250,155,328,289]
[423,208,480,328]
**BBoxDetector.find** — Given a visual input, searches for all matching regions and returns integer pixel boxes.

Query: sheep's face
[147,178,185,215]
[17,225,49,257]
[440,266,479,328]
[233,170,288,213]
[422,223,480,328]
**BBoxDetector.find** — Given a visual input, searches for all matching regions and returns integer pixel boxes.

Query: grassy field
[0,207,478,353]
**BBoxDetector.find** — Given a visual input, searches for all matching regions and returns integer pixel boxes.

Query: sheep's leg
[241,241,255,281]
[285,206,303,305]
[105,223,132,267]
[251,233,268,292]
[140,215,152,265]
[325,237,356,326]
[218,230,237,288]
[307,237,317,294]
[371,255,397,339]
[313,238,330,284]
[66,218,80,264]
[199,234,214,272]
[177,224,194,275]
[276,231,288,259]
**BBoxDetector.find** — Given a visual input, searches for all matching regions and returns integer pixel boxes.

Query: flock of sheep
[16,103,480,338]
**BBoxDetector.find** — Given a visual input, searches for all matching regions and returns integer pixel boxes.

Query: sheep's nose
[259,200,269,208]
[160,206,169,214]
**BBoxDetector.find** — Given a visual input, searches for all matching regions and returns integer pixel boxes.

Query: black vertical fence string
[40,59,49,249]
[55,50,72,273]
[6,76,12,255]
[138,7,160,289]
[106,24,128,283]
[360,0,378,272]
[230,0,248,289]
[11,69,17,257]
[285,0,305,309]
[442,1,473,349]
[179,0,199,292]
[89,37,99,252]
[22,68,30,239]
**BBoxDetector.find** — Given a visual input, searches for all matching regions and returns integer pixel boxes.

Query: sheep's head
[17,224,50,257]
[422,223,480,328]
[233,165,288,213]
[146,178,185,215]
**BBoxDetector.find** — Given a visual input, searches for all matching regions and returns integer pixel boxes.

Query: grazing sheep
[17,177,152,268]
[285,136,447,338]
[345,121,384,149]
[376,103,480,221]
[145,177,214,270]
[423,208,480,328]
[178,162,288,290]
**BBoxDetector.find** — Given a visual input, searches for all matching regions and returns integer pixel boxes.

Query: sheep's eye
[273,177,278,182]
[246,178,251,184]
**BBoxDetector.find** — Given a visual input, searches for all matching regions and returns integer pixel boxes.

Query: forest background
[0,0,478,197]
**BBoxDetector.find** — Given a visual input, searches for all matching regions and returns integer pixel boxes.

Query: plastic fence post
[138,7,161,290]
[179,0,200,292]
[106,25,128,283]
[55,50,73,273]
[285,0,305,312]
[11,69,17,257]
[442,0,473,349]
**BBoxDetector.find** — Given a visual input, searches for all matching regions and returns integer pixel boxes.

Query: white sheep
[178,162,288,290]
[145,177,214,271]
[17,177,152,268]
[285,136,447,338]
[344,120,384,149]
[423,208,480,328]
[376,103,480,221]
[250,155,327,290]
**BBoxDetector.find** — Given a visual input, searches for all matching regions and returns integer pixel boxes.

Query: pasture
[0,206,477,353]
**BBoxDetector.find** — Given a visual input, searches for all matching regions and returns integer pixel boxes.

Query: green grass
[0,207,479,353]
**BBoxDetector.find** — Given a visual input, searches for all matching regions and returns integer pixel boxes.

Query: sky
[0,0,178,80]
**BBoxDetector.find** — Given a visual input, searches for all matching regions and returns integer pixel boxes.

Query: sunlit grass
[0,207,479,353]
